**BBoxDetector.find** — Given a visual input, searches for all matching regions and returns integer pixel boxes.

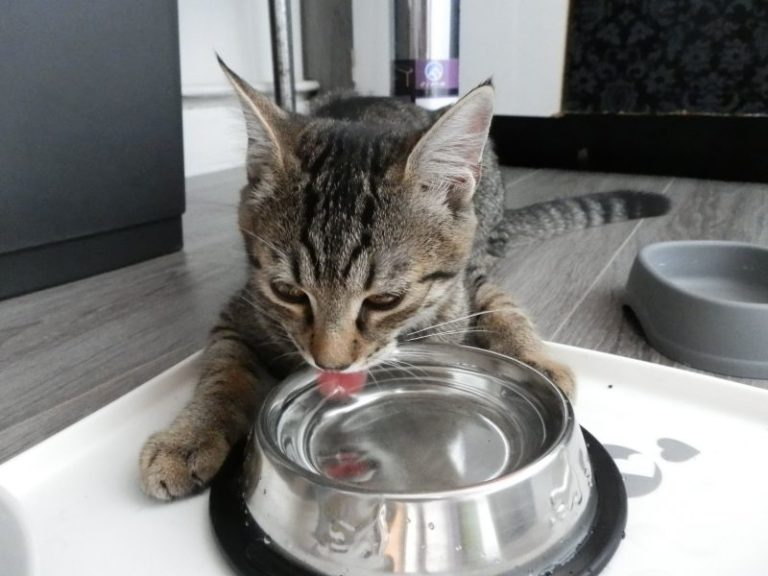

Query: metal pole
[268,0,296,112]
[393,0,460,110]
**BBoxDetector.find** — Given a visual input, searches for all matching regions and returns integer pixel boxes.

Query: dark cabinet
[0,0,185,299]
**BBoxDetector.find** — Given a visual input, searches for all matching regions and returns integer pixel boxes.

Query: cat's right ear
[217,55,289,177]
[405,81,495,214]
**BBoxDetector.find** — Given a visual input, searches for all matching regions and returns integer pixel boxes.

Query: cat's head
[220,58,494,372]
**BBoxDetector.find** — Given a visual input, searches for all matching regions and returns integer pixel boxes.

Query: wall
[564,0,768,114]
[178,0,315,176]
[351,0,392,97]
[351,0,571,117]
[301,0,355,92]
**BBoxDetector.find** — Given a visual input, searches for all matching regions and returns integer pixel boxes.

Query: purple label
[415,59,460,91]
[393,59,460,100]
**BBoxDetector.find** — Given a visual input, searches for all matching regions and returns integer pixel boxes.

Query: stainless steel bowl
[210,344,626,576]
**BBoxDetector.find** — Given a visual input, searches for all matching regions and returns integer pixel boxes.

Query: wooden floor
[1,167,766,463]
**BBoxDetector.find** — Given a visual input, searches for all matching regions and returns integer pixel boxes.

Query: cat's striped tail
[487,190,671,257]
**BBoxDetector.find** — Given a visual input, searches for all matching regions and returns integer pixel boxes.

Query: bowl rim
[636,240,768,311]
[254,342,576,500]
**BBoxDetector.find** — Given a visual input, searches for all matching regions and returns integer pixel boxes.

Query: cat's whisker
[211,323,290,351]
[239,228,288,259]
[237,295,292,336]
[271,351,303,364]
[280,330,306,356]
[312,386,336,410]
[367,369,383,392]
[239,294,262,311]
[379,359,408,382]
[404,309,505,336]
[381,358,425,383]
[247,323,296,350]
[250,337,291,350]
[403,328,495,342]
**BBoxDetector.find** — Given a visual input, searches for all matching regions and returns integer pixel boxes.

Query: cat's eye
[270,281,309,305]
[364,292,405,312]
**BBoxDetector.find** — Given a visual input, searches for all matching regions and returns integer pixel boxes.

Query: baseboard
[0,217,183,301]
[490,114,768,183]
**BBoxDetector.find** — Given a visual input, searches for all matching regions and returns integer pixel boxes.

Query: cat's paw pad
[526,356,577,402]
[139,429,229,501]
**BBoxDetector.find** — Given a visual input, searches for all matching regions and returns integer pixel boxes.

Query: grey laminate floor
[1,167,766,463]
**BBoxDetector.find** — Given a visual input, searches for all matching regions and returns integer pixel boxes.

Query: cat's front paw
[139,428,230,501]
[524,355,577,402]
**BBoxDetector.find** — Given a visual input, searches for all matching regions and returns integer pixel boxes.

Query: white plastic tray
[1,344,767,576]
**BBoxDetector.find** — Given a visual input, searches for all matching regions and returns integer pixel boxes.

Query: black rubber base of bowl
[210,428,627,576]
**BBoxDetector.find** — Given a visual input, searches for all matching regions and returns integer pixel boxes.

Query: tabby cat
[139,59,668,500]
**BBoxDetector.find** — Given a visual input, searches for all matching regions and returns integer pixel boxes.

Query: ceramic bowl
[626,241,768,378]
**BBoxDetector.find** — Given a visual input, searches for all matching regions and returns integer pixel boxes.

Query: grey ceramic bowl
[210,344,627,576]
[626,240,768,379]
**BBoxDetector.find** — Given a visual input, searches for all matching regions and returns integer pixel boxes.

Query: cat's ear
[218,55,289,176]
[405,81,494,213]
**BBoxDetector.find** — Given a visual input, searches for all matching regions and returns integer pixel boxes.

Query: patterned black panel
[564,0,768,114]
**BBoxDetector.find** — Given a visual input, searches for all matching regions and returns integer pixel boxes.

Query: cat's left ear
[405,81,494,213]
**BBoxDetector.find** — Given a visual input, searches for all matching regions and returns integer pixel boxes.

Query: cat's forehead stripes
[365,263,376,290]
[295,124,399,284]
[290,253,302,284]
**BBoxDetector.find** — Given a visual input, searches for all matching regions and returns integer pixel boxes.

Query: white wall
[460,0,570,116]
[178,0,316,177]
[351,0,392,97]
[352,0,570,117]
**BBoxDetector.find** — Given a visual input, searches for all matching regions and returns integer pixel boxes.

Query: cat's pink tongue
[317,371,367,398]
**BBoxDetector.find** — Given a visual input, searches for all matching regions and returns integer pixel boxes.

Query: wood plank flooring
[0,166,766,463]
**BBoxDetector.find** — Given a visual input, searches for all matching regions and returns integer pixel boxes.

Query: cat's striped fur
[139,60,668,500]
[488,190,670,256]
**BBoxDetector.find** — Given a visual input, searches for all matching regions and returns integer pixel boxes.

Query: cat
[139,58,669,500]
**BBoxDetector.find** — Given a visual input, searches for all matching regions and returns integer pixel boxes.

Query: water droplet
[428,522,435,530]
[263,535,272,545]
[455,544,463,551]
[549,491,568,520]
[579,450,594,487]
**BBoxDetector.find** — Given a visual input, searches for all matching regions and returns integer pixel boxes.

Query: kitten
[139,59,666,500]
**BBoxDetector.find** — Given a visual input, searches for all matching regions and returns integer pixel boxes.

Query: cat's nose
[311,328,355,371]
